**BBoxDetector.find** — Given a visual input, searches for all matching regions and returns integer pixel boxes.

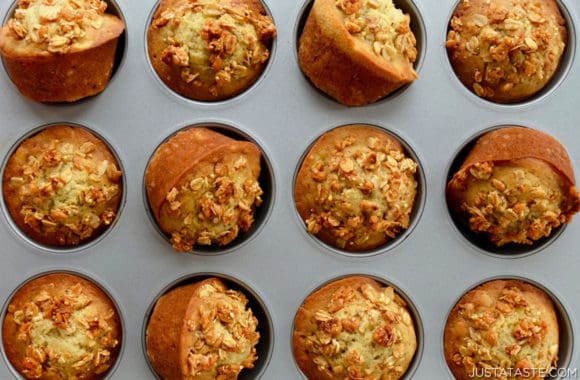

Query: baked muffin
[447,127,580,247]
[2,272,122,380]
[2,125,123,247]
[446,0,567,103]
[145,127,264,252]
[0,0,125,103]
[444,279,560,380]
[293,276,417,380]
[146,277,260,379]
[295,125,418,251]
[298,0,418,106]
[147,0,276,101]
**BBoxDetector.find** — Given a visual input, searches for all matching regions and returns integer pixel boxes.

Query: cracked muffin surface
[145,128,263,252]
[293,276,417,380]
[444,279,560,380]
[146,277,260,380]
[0,0,125,102]
[2,125,123,247]
[2,273,122,380]
[147,0,276,101]
[298,0,418,106]
[446,0,567,103]
[295,125,418,251]
[447,127,580,247]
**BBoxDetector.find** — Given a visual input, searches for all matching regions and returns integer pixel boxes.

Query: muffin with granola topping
[145,127,264,252]
[2,125,123,247]
[2,272,122,380]
[147,0,276,101]
[444,279,560,380]
[293,276,417,380]
[146,277,260,379]
[298,0,418,106]
[447,126,580,247]
[446,0,567,103]
[295,125,418,252]
[0,0,125,102]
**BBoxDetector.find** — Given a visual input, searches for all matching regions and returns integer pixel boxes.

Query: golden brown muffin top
[293,276,417,380]
[444,280,559,380]
[0,0,124,55]
[447,127,580,246]
[295,125,418,251]
[2,125,123,247]
[181,278,260,378]
[145,128,263,252]
[335,0,417,66]
[2,273,121,380]
[446,0,566,103]
[148,0,276,100]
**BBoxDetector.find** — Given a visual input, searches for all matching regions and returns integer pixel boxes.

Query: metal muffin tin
[0,0,579,378]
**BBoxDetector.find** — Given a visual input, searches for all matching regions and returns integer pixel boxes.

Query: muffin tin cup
[291,273,424,380]
[441,275,575,380]
[0,0,128,105]
[0,268,126,380]
[293,123,426,257]
[0,122,127,255]
[144,0,278,105]
[142,121,276,256]
[445,124,572,258]
[141,272,274,380]
[444,0,577,109]
[294,0,427,106]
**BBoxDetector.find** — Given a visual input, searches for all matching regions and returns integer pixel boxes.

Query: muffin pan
[0,0,579,378]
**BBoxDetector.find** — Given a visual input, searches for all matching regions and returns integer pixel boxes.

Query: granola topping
[185,281,259,378]
[305,281,415,378]
[304,132,417,249]
[5,129,122,246]
[6,0,112,53]
[6,279,120,379]
[446,0,566,101]
[336,0,417,64]
[164,159,263,252]
[151,0,276,97]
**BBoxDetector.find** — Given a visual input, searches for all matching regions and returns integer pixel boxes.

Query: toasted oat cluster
[2,126,123,247]
[447,127,580,247]
[5,0,114,53]
[146,278,260,379]
[293,276,417,380]
[145,128,263,252]
[2,273,122,380]
[337,0,417,66]
[295,125,418,251]
[444,280,560,380]
[147,0,276,101]
[446,0,567,103]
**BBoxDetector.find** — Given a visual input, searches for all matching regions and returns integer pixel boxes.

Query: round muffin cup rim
[291,272,425,380]
[0,0,128,105]
[0,121,127,255]
[0,267,126,380]
[293,0,427,107]
[444,124,572,258]
[142,121,277,256]
[440,274,575,380]
[141,271,275,380]
[292,122,426,257]
[143,0,278,106]
[443,0,576,108]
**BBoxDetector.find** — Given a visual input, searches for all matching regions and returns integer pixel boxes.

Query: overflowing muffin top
[3,0,122,54]
[336,0,417,65]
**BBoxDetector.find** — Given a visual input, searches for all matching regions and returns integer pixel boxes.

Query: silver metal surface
[0,0,579,378]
